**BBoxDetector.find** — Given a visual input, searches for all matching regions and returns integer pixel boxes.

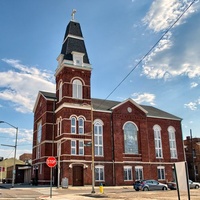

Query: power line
[96,0,197,109]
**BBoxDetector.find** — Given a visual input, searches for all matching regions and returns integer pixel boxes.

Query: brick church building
[32,13,185,186]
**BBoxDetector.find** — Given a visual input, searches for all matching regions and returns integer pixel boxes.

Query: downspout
[146,115,151,178]
[110,111,115,186]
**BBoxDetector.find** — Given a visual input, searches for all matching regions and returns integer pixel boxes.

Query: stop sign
[46,156,57,168]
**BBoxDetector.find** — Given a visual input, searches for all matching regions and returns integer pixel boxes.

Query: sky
[0,0,200,159]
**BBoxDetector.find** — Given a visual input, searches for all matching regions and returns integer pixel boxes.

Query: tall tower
[55,12,92,108]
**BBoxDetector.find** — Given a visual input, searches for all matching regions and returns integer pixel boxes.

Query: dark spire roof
[61,21,90,64]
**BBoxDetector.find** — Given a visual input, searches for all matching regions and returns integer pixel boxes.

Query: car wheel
[163,187,168,190]
[195,185,199,189]
[143,187,149,191]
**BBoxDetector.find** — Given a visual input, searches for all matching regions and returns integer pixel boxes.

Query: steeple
[55,10,92,106]
[57,10,90,67]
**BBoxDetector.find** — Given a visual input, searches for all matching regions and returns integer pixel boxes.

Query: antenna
[71,9,76,21]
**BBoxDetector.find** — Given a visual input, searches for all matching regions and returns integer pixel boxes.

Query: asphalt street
[0,184,200,200]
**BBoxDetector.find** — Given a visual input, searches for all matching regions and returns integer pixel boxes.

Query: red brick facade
[32,18,185,186]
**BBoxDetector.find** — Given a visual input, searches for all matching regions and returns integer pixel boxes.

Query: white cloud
[143,0,194,32]
[190,82,198,88]
[141,0,200,80]
[131,92,156,105]
[184,98,200,110]
[0,59,55,113]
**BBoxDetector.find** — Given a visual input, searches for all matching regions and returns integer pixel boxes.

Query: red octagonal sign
[46,156,57,168]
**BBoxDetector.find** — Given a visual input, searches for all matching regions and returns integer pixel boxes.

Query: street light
[0,121,18,187]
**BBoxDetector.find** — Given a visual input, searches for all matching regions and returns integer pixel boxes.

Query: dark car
[167,180,177,190]
[167,179,200,190]
[133,180,142,191]
[133,179,168,191]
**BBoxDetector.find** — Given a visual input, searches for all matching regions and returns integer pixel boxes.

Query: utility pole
[190,129,196,181]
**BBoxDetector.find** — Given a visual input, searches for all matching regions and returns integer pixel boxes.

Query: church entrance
[73,166,84,186]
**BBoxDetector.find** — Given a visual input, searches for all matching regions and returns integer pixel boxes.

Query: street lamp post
[0,121,18,187]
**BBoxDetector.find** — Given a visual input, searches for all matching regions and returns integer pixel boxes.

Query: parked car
[167,180,177,190]
[133,179,168,191]
[167,180,200,190]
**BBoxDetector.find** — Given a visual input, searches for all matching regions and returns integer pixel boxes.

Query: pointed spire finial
[71,9,76,21]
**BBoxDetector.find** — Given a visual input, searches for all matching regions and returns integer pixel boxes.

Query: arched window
[94,120,103,156]
[123,122,138,154]
[78,117,84,134]
[168,126,177,159]
[71,117,76,134]
[57,117,62,136]
[58,81,62,102]
[37,121,42,144]
[72,79,82,99]
[153,125,163,158]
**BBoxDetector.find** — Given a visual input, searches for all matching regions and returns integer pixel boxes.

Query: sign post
[46,157,57,198]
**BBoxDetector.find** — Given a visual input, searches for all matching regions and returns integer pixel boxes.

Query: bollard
[99,183,104,193]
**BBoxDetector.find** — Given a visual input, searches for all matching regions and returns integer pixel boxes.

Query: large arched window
[153,125,163,158]
[72,79,82,99]
[123,122,138,154]
[58,81,62,102]
[94,120,103,156]
[168,126,177,159]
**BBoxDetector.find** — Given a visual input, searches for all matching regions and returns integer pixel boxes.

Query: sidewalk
[0,183,133,200]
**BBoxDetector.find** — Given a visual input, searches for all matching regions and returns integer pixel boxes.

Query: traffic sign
[46,156,57,168]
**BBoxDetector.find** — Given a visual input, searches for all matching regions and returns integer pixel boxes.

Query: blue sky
[0,0,200,159]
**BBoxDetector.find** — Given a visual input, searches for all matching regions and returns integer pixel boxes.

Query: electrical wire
[96,0,197,109]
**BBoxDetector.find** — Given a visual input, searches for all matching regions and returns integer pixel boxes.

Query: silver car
[189,180,200,189]
[140,179,168,191]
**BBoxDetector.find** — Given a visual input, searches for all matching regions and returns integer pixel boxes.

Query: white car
[189,180,200,189]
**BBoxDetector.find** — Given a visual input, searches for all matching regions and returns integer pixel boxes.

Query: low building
[0,158,24,183]
[184,136,200,182]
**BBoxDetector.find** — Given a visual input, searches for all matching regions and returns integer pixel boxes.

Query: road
[0,184,200,200]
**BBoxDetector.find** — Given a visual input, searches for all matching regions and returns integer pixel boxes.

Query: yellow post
[99,183,104,193]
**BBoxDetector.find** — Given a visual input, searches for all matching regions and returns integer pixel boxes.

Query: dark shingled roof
[61,21,90,64]
[40,91,56,100]
[40,93,181,120]
[92,98,181,120]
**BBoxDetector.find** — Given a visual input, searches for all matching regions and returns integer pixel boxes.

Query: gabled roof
[33,91,57,113]
[61,21,90,64]
[40,91,57,100]
[92,98,182,120]
[33,91,181,120]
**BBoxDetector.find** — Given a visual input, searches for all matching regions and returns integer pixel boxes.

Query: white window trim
[157,166,165,180]
[124,166,133,181]
[71,117,77,134]
[168,126,177,159]
[79,140,84,155]
[95,165,104,182]
[72,51,84,66]
[57,117,62,136]
[78,117,84,135]
[153,125,163,158]
[58,81,63,102]
[71,140,76,155]
[123,121,138,154]
[37,121,42,144]
[135,166,143,180]
[72,79,82,99]
[94,121,104,156]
